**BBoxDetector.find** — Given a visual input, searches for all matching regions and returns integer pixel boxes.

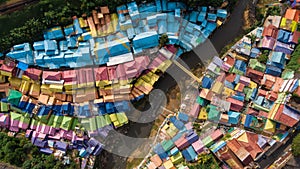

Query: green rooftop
[7,90,22,106]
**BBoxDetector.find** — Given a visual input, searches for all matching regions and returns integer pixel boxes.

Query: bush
[286,44,300,71]
[159,34,169,48]
[257,54,269,64]
[266,6,281,16]
[0,132,78,168]
[0,0,152,53]
[292,133,300,157]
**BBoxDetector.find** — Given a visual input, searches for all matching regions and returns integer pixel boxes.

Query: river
[96,1,252,169]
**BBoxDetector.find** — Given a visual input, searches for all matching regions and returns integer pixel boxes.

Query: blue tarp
[290,80,299,93]
[169,147,179,156]
[114,101,130,112]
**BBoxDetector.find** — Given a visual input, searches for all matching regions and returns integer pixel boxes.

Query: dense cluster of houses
[0,0,230,169]
[5,0,227,69]
[141,7,300,169]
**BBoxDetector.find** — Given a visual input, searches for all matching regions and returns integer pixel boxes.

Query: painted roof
[284,8,300,21]
[261,36,276,49]
[262,25,278,39]
[263,15,282,28]
[42,71,62,81]
[290,31,300,44]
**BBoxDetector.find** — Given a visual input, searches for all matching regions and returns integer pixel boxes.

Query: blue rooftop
[44,26,64,40]
[277,29,291,44]
[207,13,217,22]
[3,2,228,70]
[217,9,227,19]
[228,111,240,124]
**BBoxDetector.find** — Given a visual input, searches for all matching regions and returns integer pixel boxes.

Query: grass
[126,158,143,169]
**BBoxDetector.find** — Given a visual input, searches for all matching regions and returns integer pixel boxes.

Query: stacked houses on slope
[142,7,300,169]
[0,0,229,168]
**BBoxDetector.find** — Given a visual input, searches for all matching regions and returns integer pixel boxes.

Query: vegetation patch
[188,154,219,169]
[0,132,78,168]
[286,44,300,72]
[292,133,300,157]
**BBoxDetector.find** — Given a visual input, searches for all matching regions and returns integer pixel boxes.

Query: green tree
[4,141,17,154]
[266,6,281,16]
[292,133,300,157]
[246,33,256,45]
[258,50,269,64]
[159,34,169,48]
[286,44,300,71]
[258,54,268,64]
[45,154,57,169]
[22,160,32,169]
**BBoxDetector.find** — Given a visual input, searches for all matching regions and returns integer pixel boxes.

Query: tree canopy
[0,132,78,168]
[286,44,300,71]
[0,0,238,53]
[257,51,269,64]
[292,133,300,157]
